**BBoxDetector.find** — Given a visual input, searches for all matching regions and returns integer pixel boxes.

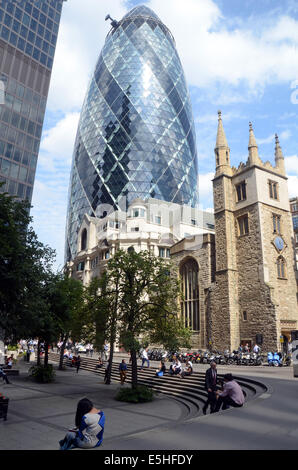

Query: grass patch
[115,385,155,403]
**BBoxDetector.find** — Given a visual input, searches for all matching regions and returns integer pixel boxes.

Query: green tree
[0,187,56,343]
[47,274,84,370]
[106,249,191,389]
[80,271,120,385]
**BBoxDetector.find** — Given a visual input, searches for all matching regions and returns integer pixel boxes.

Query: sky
[30,0,298,270]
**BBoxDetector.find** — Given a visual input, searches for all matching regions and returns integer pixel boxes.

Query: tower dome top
[122,5,161,21]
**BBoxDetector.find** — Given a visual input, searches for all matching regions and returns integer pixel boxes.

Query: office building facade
[65,5,199,262]
[0,0,64,202]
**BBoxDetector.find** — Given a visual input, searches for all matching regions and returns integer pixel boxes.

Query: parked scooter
[273,351,282,366]
[267,351,274,366]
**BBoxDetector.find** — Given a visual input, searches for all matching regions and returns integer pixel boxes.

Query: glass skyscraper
[0,0,63,202]
[66,5,198,261]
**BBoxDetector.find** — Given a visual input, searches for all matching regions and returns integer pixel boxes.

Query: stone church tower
[210,112,298,352]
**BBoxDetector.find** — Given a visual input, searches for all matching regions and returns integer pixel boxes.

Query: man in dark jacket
[202,361,218,415]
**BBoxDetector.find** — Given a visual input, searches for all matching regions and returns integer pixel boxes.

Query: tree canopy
[82,249,191,388]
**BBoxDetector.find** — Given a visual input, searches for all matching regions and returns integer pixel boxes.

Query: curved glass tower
[66,5,198,261]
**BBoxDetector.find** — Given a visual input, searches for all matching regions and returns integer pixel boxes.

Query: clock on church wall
[273,236,285,252]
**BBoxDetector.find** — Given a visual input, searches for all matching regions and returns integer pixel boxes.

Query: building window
[76,261,85,272]
[81,228,87,251]
[130,208,145,218]
[131,227,139,232]
[238,214,249,236]
[155,215,161,224]
[277,257,286,279]
[235,181,247,202]
[268,180,278,200]
[191,219,196,226]
[159,248,171,258]
[159,247,165,258]
[243,311,248,321]
[179,258,199,331]
[273,214,281,234]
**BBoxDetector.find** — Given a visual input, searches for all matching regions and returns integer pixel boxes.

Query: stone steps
[48,353,267,419]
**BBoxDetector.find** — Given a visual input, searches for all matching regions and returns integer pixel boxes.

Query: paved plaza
[0,357,298,451]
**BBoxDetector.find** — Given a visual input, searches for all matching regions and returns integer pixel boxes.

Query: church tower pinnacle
[248,122,260,165]
[274,133,286,175]
[215,111,231,175]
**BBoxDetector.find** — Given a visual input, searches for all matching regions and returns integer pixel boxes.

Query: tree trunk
[131,348,138,389]
[105,343,114,385]
[37,340,41,366]
[44,341,49,366]
[59,336,68,370]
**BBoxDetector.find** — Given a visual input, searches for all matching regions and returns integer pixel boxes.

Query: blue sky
[30,0,298,270]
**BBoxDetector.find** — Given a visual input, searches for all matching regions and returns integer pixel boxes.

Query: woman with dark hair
[59,398,105,450]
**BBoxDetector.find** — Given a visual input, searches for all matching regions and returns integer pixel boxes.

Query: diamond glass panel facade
[0,0,63,202]
[66,5,198,261]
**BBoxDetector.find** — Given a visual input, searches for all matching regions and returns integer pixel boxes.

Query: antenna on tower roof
[105,14,119,29]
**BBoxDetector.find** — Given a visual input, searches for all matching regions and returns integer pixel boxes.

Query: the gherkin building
[65,5,198,261]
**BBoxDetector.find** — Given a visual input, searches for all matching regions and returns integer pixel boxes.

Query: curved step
[48,353,267,419]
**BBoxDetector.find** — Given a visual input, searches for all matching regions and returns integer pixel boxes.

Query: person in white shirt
[181,360,193,378]
[141,348,150,369]
[169,357,182,376]
[253,344,260,354]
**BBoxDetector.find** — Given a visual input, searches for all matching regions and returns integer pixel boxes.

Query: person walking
[76,355,81,374]
[103,343,109,361]
[0,366,10,384]
[202,361,218,415]
[119,360,127,385]
[140,347,150,369]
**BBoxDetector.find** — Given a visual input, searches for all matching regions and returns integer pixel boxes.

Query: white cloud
[31,112,80,269]
[257,130,291,145]
[287,175,298,197]
[148,0,298,95]
[199,172,214,207]
[285,155,298,175]
[47,0,127,112]
[31,179,69,270]
[40,112,80,163]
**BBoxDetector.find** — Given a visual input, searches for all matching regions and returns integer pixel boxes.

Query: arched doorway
[179,258,199,331]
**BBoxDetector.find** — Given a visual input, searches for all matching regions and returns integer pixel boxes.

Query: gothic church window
[272,214,281,234]
[237,214,249,236]
[235,181,246,202]
[268,180,278,200]
[277,257,286,279]
[179,258,199,331]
